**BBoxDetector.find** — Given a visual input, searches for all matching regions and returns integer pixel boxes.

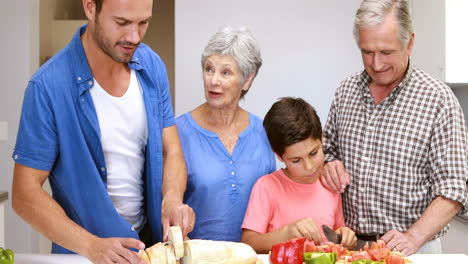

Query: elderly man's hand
[381,229,423,256]
[320,160,350,193]
[161,199,195,241]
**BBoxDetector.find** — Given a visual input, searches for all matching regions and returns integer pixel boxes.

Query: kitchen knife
[321,225,342,244]
[322,225,369,250]
[353,239,368,251]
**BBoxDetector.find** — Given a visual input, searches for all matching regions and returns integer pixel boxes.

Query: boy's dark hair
[263,97,322,156]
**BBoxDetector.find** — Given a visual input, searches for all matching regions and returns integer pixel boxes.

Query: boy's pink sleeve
[241,178,273,234]
[334,194,346,229]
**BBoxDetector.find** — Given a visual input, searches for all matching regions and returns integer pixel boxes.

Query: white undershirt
[90,69,147,231]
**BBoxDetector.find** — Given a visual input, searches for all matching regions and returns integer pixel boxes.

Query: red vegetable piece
[386,255,405,264]
[367,249,382,261]
[270,237,306,264]
[351,251,372,261]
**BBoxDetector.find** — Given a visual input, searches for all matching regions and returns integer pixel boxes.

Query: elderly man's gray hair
[201,26,262,99]
[353,0,413,48]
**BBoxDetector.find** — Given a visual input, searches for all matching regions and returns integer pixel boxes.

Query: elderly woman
[176,26,276,242]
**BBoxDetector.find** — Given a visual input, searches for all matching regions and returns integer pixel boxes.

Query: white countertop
[16,253,468,264]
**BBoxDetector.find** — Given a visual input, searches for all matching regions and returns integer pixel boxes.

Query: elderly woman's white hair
[201,26,262,99]
[353,0,413,48]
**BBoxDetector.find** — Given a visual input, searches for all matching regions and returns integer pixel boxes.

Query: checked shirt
[323,60,468,238]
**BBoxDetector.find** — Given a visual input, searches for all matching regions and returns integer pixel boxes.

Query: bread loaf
[168,226,184,259]
[146,242,168,264]
[165,243,178,264]
[182,239,257,264]
[140,226,259,264]
[137,249,151,264]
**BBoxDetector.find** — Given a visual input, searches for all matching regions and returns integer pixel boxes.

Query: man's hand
[335,226,357,249]
[85,237,145,264]
[320,160,350,193]
[381,229,422,256]
[161,199,195,241]
[287,218,323,243]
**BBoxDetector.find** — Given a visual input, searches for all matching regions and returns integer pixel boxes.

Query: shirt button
[135,58,139,61]
[14,154,18,160]
[230,160,233,164]
[131,226,135,232]
[231,184,236,187]
[81,98,85,102]
[88,81,93,86]
[77,76,82,81]
[231,172,235,175]
[101,167,105,172]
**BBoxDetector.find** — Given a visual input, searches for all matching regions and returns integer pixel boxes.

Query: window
[446,0,468,83]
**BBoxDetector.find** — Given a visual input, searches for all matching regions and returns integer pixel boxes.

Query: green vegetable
[0,247,14,264]
[304,252,336,264]
[351,260,382,264]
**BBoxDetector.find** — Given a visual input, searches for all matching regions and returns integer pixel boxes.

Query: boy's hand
[335,226,357,249]
[287,218,323,243]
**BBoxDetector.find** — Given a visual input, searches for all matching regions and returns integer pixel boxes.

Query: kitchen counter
[15,253,468,264]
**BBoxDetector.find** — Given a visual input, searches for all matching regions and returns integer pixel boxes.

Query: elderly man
[321,0,468,255]
[12,0,194,263]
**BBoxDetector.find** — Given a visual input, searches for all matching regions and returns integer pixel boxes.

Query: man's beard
[93,17,139,63]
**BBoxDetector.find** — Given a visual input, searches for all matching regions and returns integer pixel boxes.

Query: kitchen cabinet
[0,191,7,247]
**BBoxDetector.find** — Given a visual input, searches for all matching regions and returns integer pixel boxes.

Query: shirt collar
[70,24,143,94]
[359,57,414,101]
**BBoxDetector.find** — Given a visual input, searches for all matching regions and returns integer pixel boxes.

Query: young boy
[241,97,357,253]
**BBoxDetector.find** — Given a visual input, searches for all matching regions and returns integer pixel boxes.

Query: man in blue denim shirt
[11,0,194,263]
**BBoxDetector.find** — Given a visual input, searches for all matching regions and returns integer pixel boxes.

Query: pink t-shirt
[241,169,345,240]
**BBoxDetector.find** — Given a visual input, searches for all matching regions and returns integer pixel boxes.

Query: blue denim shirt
[13,25,175,253]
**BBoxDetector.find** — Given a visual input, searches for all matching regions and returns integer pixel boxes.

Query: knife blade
[321,225,342,244]
[353,239,369,251]
[322,225,370,250]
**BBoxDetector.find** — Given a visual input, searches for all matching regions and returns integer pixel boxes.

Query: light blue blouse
[176,112,276,241]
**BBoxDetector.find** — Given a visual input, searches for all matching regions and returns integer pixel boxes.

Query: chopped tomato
[386,255,405,264]
[362,242,369,251]
[351,251,371,261]
[304,241,317,253]
[379,248,391,259]
[376,240,387,249]
[367,249,381,261]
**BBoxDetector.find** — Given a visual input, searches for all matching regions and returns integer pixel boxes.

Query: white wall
[0,0,41,253]
[175,0,363,122]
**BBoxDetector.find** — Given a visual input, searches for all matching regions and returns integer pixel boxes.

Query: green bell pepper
[304,252,336,264]
[0,247,14,264]
[351,259,382,264]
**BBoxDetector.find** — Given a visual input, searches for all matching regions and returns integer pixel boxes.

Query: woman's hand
[287,218,323,244]
[335,226,357,249]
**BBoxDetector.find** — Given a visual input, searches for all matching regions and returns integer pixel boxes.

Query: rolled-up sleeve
[13,80,58,171]
[430,103,468,214]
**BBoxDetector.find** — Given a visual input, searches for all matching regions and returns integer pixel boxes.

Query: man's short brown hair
[94,0,104,15]
[263,97,322,156]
